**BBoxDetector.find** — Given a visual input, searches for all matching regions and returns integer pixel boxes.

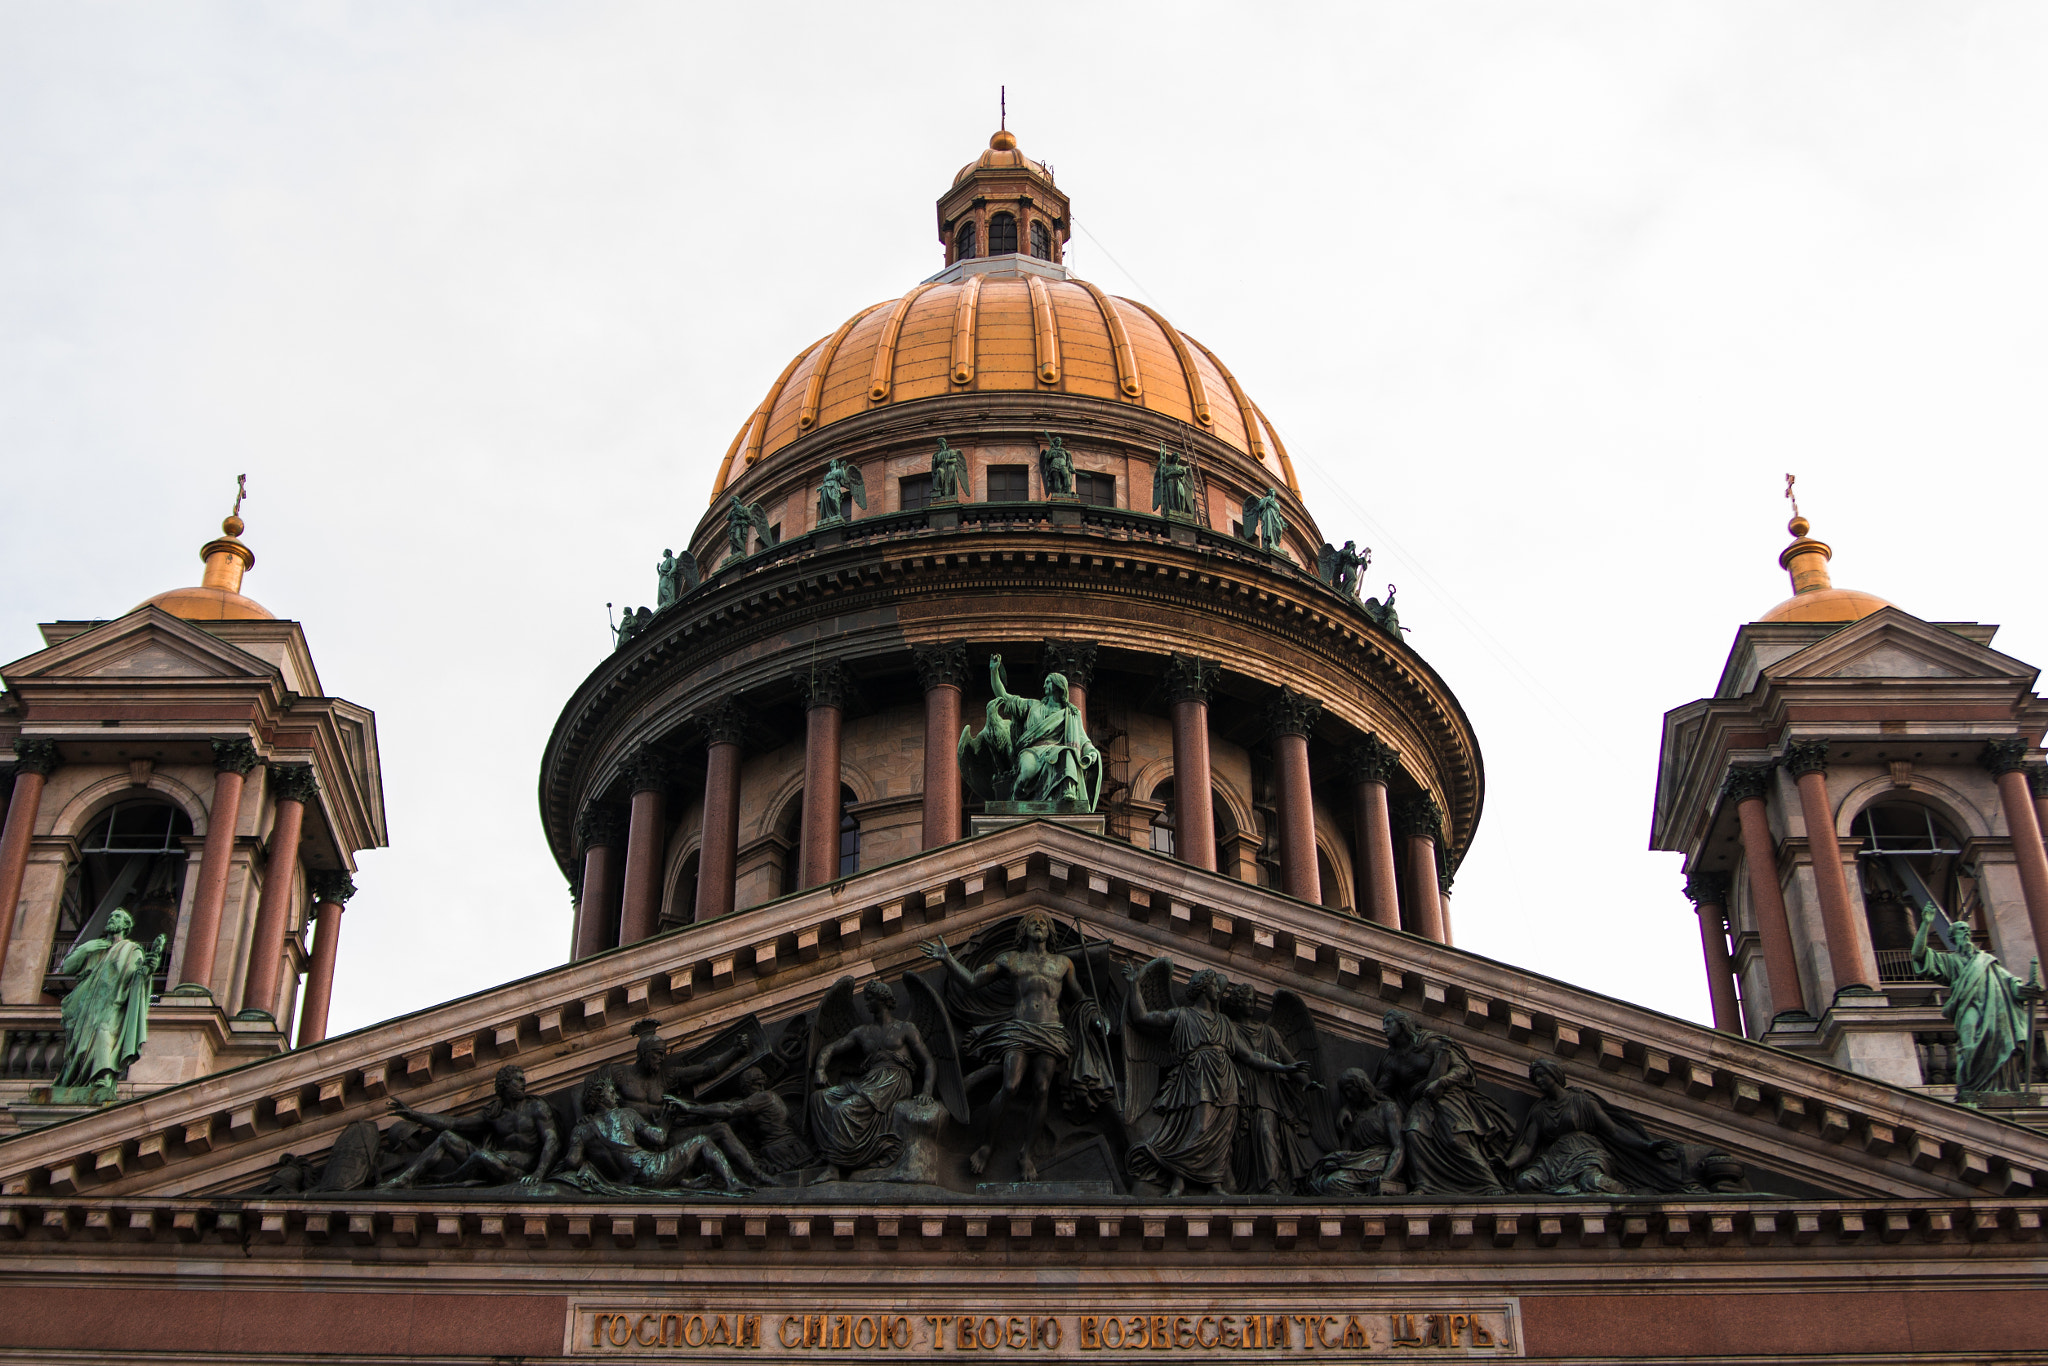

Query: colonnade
[572,643,1456,955]
[1696,737,2048,1036]
[0,736,349,1042]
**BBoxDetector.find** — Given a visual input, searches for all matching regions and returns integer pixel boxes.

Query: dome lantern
[1757,478,1891,624]
[938,128,1069,269]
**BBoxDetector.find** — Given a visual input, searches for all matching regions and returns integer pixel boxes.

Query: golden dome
[710,275,1297,499]
[1757,512,1890,624]
[136,495,275,622]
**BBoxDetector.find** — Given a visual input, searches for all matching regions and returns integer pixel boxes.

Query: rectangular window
[900,474,933,512]
[1076,472,1116,507]
[987,465,1030,502]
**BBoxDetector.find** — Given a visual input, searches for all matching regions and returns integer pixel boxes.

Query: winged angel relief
[245,927,1755,1202]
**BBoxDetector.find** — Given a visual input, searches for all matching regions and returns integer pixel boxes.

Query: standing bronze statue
[55,907,164,1102]
[1240,487,1287,554]
[725,495,773,560]
[1151,443,1196,517]
[380,1064,561,1189]
[930,439,967,499]
[1373,1009,1513,1196]
[1040,433,1075,496]
[956,654,1102,810]
[919,911,1111,1181]
[817,457,867,523]
[1911,907,2041,1098]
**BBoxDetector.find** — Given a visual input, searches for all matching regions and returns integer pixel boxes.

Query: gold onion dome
[710,128,1298,501]
[1757,512,1891,624]
[135,487,274,621]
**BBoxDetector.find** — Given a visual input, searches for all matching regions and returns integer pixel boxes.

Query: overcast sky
[3,3,2044,1038]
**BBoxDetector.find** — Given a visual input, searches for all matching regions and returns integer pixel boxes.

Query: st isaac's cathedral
[0,130,2043,1364]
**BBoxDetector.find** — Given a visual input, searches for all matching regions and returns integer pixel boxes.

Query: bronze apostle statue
[957,653,1102,811]
[930,439,967,499]
[1912,907,2041,1098]
[55,908,164,1102]
[1151,443,1196,517]
[1040,433,1075,496]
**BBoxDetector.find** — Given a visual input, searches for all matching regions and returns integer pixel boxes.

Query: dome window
[900,474,934,512]
[53,800,192,990]
[1030,221,1053,260]
[989,212,1018,255]
[986,465,1030,502]
[1076,472,1115,507]
[839,788,861,877]
[954,221,977,261]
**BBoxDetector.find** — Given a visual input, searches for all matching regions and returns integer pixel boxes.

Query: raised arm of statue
[989,653,1014,702]
[1910,904,1940,975]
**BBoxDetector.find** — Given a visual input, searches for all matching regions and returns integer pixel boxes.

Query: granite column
[1166,654,1222,872]
[241,764,317,1021]
[295,871,355,1047]
[618,748,670,946]
[1345,737,1402,929]
[175,738,258,993]
[1984,741,2048,961]
[1725,766,1809,1018]
[1266,687,1323,903]
[1685,871,1742,1034]
[1785,741,1878,994]
[573,806,625,957]
[0,739,58,997]
[799,662,850,888]
[914,645,968,850]
[695,701,747,922]
[1397,796,1447,943]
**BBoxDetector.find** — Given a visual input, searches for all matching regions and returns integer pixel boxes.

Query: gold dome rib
[800,303,888,433]
[1249,400,1301,495]
[1182,333,1262,463]
[1076,281,1143,399]
[1125,298,1212,428]
[1027,275,1061,385]
[950,276,984,386]
[742,341,821,472]
[709,409,757,504]
[868,283,935,403]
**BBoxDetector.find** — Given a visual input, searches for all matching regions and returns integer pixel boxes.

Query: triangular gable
[4,822,2041,1207]
[2,607,279,685]
[1765,608,2036,686]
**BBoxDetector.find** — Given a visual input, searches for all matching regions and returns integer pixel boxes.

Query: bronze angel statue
[724,495,774,560]
[916,911,1116,1182]
[817,457,867,522]
[1219,982,1322,1195]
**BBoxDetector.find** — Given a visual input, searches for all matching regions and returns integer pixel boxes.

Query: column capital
[1344,735,1400,786]
[1264,686,1322,739]
[270,763,320,805]
[1395,795,1443,842]
[1721,765,1774,804]
[2026,763,2048,799]
[11,738,59,777]
[625,747,671,794]
[310,869,357,908]
[912,642,971,692]
[1980,737,2032,776]
[1782,739,1830,778]
[700,698,750,748]
[1042,639,1098,690]
[211,737,260,775]
[1684,870,1732,908]
[1163,653,1221,705]
[796,659,852,711]
[576,803,625,851]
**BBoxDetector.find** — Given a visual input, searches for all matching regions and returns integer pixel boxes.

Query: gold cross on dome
[1783,472,1799,519]
[232,473,247,519]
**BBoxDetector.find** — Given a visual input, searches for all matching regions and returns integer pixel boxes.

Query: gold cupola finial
[1757,473,1892,624]
[134,472,275,621]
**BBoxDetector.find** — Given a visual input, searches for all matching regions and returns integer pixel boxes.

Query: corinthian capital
[796,659,852,711]
[11,738,59,777]
[1782,740,1830,778]
[1042,639,1098,690]
[1980,738,2031,777]
[700,698,749,748]
[912,643,970,692]
[211,737,260,775]
[1163,653,1220,705]
[1345,735,1399,786]
[1264,687,1322,740]
[270,764,320,805]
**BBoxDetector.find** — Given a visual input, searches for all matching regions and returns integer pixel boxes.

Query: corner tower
[1653,495,2048,1096]
[543,129,1482,959]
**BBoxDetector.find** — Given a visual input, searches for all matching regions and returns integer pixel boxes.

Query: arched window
[989,212,1018,255]
[1853,803,1971,979]
[954,221,977,261]
[1146,779,1228,863]
[53,800,192,987]
[1030,221,1053,260]
[839,786,861,877]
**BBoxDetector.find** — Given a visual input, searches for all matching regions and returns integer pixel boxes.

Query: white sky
[3,3,2044,1039]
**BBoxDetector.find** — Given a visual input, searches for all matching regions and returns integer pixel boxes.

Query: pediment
[2,608,276,685]
[4,823,2041,1212]
[1765,609,2033,685]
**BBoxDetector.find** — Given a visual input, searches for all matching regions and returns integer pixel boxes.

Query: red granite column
[1346,738,1402,928]
[175,738,257,993]
[2029,765,2048,862]
[1725,766,1809,1018]
[618,748,669,946]
[1398,797,1447,942]
[915,645,967,850]
[1984,741,2048,959]
[241,764,316,1021]
[1165,655,1222,872]
[1785,741,1879,994]
[694,700,747,922]
[799,662,850,888]
[295,871,355,1047]
[1266,687,1323,903]
[0,740,58,994]
[573,806,625,955]
[1685,872,1742,1033]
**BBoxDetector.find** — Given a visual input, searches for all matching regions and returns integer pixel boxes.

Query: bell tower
[1653,492,2048,1101]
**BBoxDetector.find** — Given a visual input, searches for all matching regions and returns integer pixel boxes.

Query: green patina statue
[1151,443,1196,517]
[725,495,773,561]
[930,440,967,500]
[55,908,165,1103]
[957,653,1102,811]
[1040,433,1075,497]
[1242,486,1287,554]
[1912,906,2042,1099]
[817,457,867,523]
